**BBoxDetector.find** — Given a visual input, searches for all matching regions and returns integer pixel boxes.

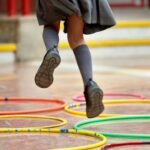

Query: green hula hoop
[74,115,150,139]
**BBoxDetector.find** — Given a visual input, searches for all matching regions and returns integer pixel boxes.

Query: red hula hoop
[101,141,150,150]
[73,92,145,102]
[0,97,67,115]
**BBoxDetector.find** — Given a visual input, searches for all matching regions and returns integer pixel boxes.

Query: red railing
[4,0,148,17]
[22,0,30,16]
[110,0,145,7]
[7,0,16,16]
[7,0,30,16]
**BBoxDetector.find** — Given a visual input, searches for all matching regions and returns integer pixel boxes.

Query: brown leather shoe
[84,79,104,118]
[35,47,61,88]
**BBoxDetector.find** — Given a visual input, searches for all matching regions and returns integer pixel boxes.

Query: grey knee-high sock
[73,44,93,87]
[43,26,59,50]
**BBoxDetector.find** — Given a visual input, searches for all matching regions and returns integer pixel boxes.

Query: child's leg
[35,22,61,88]
[67,14,104,118]
[67,14,92,87]
[43,21,60,50]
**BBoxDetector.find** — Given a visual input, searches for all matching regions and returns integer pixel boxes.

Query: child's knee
[44,21,60,32]
[67,34,85,49]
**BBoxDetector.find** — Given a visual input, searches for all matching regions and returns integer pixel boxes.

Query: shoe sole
[35,52,61,88]
[86,88,104,118]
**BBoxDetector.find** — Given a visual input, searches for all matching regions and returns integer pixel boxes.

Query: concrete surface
[0,45,150,149]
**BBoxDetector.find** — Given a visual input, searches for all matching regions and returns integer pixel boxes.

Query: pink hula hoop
[73,92,145,102]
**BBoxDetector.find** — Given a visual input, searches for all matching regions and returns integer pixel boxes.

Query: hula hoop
[0,74,16,81]
[65,102,117,117]
[0,115,67,129]
[0,97,67,115]
[0,128,107,150]
[72,92,145,102]
[74,115,150,139]
[101,141,150,150]
[65,99,150,117]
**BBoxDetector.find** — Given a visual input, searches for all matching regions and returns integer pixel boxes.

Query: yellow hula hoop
[0,128,107,150]
[0,115,67,129]
[65,103,117,117]
[0,74,16,81]
[65,99,150,117]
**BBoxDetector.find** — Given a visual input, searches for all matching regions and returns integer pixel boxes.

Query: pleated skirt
[36,0,116,34]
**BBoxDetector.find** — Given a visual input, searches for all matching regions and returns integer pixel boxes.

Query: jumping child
[35,0,116,118]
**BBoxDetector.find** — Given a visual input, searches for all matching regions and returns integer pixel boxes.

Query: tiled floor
[0,45,150,149]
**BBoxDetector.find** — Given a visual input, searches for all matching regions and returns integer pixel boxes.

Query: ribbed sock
[73,44,93,87]
[43,26,59,50]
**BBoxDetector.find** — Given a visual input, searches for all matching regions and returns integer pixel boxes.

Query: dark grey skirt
[36,0,116,34]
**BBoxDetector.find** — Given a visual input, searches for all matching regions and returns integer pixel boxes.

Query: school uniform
[36,0,116,34]
[36,1,109,117]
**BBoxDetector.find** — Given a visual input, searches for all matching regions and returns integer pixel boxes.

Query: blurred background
[0,0,150,98]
